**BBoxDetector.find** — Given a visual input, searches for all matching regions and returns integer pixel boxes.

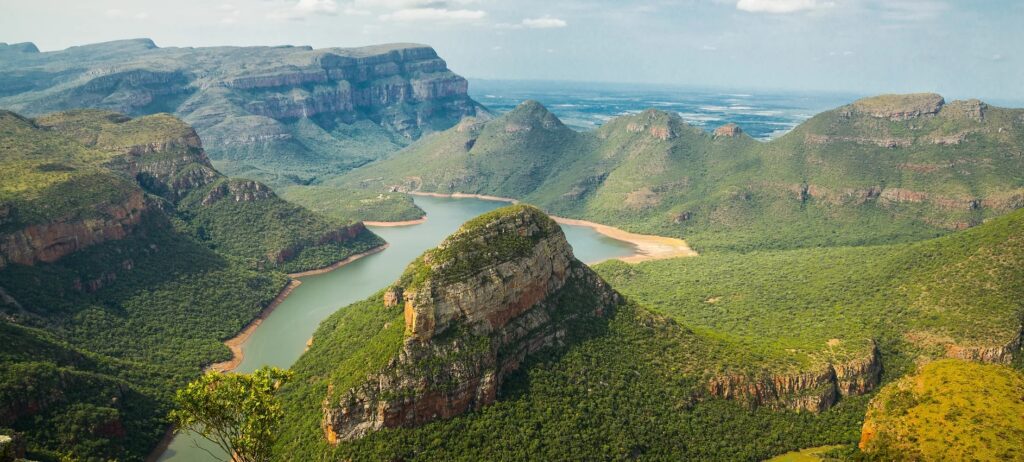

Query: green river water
[158,195,636,461]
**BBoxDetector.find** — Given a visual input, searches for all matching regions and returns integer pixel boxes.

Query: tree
[170,367,293,462]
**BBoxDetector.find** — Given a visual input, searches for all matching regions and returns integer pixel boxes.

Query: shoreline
[408,191,697,262]
[145,427,176,462]
[364,216,427,227]
[207,244,388,373]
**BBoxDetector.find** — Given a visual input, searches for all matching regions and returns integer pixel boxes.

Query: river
[158,195,636,461]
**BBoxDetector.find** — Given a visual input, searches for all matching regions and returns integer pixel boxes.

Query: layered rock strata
[320,205,621,442]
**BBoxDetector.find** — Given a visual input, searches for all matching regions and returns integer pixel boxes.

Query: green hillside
[859,359,1024,461]
[339,94,1024,252]
[0,110,382,460]
[271,205,1023,461]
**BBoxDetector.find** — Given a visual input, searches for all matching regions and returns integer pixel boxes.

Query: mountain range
[0,39,487,187]
[1,38,1023,462]
[338,94,1024,252]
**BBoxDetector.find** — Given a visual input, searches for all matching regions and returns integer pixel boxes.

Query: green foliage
[276,277,868,461]
[177,179,385,273]
[280,185,425,223]
[398,205,559,288]
[0,109,384,460]
[339,98,1024,253]
[859,360,1024,461]
[596,208,1024,376]
[171,367,293,462]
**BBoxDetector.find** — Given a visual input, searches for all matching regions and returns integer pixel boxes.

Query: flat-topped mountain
[0,39,487,185]
[339,94,1024,252]
[0,109,382,460]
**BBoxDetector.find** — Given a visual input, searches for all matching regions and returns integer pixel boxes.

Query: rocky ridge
[320,205,621,442]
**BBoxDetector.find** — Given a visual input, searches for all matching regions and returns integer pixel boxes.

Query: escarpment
[706,342,882,412]
[0,190,150,269]
[0,40,487,182]
[320,205,621,442]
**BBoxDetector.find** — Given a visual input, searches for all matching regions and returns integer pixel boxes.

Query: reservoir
[159,195,636,461]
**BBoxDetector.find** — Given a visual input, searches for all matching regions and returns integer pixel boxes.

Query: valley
[0,27,1022,462]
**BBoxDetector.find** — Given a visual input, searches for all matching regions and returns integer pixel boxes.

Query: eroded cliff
[320,205,621,442]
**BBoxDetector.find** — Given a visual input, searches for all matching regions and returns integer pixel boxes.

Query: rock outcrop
[849,93,945,121]
[0,40,487,179]
[706,342,882,412]
[0,190,150,269]
[320,205,621,442]
[714,123,743,138]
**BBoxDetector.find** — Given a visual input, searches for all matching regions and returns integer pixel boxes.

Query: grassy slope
[598,207,1024,378]
[0,110,381,460]
[280,185,425,223]
[859,359,1024,461]
[273,207,1023,461]
[339,96,1024,252]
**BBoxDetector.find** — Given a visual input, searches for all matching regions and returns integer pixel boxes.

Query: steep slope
[858,359,1024,461]
[0,39,487,186]
[0,110,381,460]
[274,205,883,461]
[340,95,1024,252]
[599,206,1024,415]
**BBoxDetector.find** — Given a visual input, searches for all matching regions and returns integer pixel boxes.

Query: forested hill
[338,93,1024,252]
[0,109,382,460]
[0,39,488,186]
[273,204,1024,460]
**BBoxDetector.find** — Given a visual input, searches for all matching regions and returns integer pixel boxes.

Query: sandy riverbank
[207,244,388,373]
[364,216,427,227]
[407,191,696,262]
[550,216,697,262]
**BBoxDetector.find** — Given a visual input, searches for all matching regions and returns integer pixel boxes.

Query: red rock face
[713,123,743,138]
[0,190,149,269]
[706,342,882,412]
[321,208,622,442]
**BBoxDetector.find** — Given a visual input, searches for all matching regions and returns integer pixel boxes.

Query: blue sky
[1,0,1022,102]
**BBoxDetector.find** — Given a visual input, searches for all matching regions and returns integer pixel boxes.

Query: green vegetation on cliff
[859,359,1024,461]
[340,95,1024,252]
[272,206,1023,461]
[281,186,425,223]
[0,109,382,460]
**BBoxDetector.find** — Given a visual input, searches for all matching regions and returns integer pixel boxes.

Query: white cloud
[735,0,831,13]
[105,8,125,18]
[134,12,150,20]
[269,0,352,20]
[496,15,568,30]
[522,16,567,28]
[379,8,486,22]
[105,8,149,20]
[354,0,479,8]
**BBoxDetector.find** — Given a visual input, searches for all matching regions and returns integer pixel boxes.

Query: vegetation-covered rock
[340,95,1024,252]
[0,109,382,460]
[859,359,1024,461]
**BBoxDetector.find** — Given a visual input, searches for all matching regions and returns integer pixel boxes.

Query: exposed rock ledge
[848,93,945,121]
[706,342,882,412]
[0,190,150,269]
[320,205,621,442]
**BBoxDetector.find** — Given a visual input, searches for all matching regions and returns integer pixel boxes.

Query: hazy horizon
[2,0,1022,103]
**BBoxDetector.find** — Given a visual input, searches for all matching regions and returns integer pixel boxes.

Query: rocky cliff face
[320,205,621,442]
[0,40,487,183]
[706,342,882,412]
[0,190,150,270]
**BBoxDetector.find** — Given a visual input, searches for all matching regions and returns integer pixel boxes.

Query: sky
[1,0,1022,102]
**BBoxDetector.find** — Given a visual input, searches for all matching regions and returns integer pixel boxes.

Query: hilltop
[0,39,488,186]
[269,205,1024,461]
[338,94,1024,252]
[0,109,382,460]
